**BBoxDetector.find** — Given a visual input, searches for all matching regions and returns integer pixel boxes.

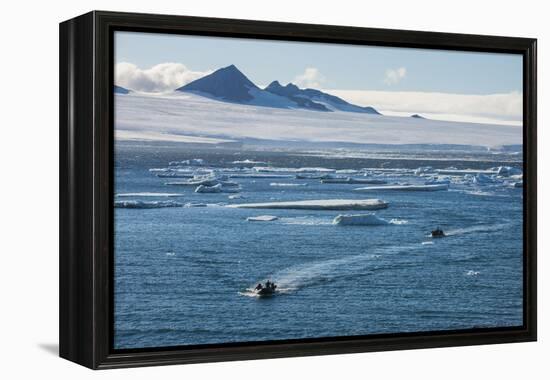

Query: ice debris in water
[169,158,205,166]
[414,166,434,175]
[493,166,522,177]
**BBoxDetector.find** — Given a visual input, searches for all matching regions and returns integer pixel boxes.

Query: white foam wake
[444,223,509,237]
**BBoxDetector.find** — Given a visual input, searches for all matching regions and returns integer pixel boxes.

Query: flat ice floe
[195,184,223,193]
[270,182,308,187]
[195,184,240,193]
[354,184,449,192]
[114,200,182,208]
[253,166,335,173]
[246,215,279,222]
[332,213,389,226]
[321,177,387,184]
[436,169,497,176]
[116,192,183,197]
[227,199,388,210]
[228,174,294,179]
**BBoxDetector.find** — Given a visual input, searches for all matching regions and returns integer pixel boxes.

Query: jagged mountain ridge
[177,64,380,114]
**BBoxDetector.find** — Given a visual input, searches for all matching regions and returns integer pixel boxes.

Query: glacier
[115,92,522,149]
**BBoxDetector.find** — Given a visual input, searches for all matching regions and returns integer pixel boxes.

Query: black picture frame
[59,10,537,369]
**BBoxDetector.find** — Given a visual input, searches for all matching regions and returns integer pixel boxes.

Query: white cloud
[293,67,326,88]
[324,89,522,126]
[115,62,211,93]
[384,67,407,85]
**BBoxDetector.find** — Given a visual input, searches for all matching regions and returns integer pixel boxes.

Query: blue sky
[114,31,523,125]
[115,31,522,95]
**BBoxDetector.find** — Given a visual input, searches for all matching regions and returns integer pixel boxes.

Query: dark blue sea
[113,142,523,349]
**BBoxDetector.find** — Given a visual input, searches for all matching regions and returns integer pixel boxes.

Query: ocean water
[113,143,523,349]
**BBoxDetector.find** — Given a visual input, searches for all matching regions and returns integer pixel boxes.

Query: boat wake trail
[444,223,510,237]
[258,244,421,294]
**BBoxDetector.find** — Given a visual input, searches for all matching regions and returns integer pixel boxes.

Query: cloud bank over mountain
[325,89,522,126]
[293,67,326,88]
[115,62,211,92]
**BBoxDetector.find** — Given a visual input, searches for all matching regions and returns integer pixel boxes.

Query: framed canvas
[59,11,537,369]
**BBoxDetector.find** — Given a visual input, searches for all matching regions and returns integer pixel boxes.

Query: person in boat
[255,283,263,291]
[265,280,272,289]
[431,227,445,237]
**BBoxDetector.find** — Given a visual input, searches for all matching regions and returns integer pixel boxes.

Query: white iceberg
[354,184,449,192]
[228,198,388,210]
[495,166,523,177]
[246,215,279,222]
[472,173,495,184]
[332,213,389,226]
[195,184,241,193]
[195,184,223,193]
[114,200,182,208]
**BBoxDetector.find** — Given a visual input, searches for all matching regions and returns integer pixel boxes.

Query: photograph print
[113,31,524,350]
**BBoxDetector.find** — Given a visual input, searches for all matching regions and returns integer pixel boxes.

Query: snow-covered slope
[265,81,380,114]
[114,85,131,94]
[176,64,379,113]
[176,64,296,108]
[115,91,522,149]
